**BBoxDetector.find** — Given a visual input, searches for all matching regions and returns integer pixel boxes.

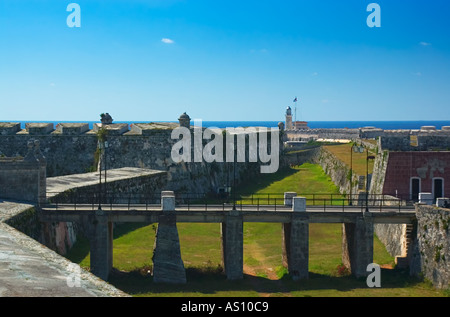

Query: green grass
[237,163,346,205]
[324,143,376,176]
[65,163,447,297]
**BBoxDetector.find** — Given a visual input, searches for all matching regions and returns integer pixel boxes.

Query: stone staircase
[395,224,414,268]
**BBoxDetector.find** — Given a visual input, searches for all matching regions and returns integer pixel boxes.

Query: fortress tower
[285,106,293,130]
[178,112,191,128]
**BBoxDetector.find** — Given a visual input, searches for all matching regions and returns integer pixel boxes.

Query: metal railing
[43,191,416,213]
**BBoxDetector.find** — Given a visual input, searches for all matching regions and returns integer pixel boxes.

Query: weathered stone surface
[152,214,186,284]
[284,192,297,207]
[0,122,20,135]
[0,201,128,297]
[282,215,309,280]
[374,223,404,257]
[0,140,46,204]
[411,204,450,289]
[342,215,374,278]
[314,147,362,199]
[0,125,276,196]
[25,123,54,135]
[55,123,89,135]
[221,212,243,280]
[46,167,167,201]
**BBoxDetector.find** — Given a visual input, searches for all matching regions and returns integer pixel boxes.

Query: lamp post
[104,139,108,202]
[233,143,237,210]
[366,151,376,212]
[98,140,103,210]
[349,142,356,206]
[350,143,366,209]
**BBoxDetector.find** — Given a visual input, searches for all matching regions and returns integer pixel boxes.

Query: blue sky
[1,0,449,122]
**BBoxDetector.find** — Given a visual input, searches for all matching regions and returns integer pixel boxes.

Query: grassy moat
[65,163,447,297]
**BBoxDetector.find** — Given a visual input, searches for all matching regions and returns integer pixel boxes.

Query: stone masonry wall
[313,147,360,200]
[0,124,279,196]
[410,204,450,289]
[317,145,450,289]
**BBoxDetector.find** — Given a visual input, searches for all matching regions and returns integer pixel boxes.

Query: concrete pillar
[282,197,309,280]
[342,214,374,278]
[221,210,243,280]
[89,209,113,281]
[161,191,176,210]
[152,191,186,284]
[292,197,306,212]
[284,192,297,207]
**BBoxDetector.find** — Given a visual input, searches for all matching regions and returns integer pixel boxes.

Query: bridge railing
[43,191,415,212]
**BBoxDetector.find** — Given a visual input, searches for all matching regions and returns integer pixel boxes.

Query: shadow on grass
[108,266,426,297]
[236,166,299,195]
[65,222,151,264]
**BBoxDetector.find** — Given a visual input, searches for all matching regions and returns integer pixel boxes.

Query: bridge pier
[89,209,113,281]
[221,210,244,280]
[342,214,374,278]
[282,197,309,280]
[152,191,186,284]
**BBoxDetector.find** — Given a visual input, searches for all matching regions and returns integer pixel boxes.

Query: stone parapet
[55,123,89,135]
[0,140,46,204]
[0,122,21,135]
[93,123,129,135]
[25,123,54,135]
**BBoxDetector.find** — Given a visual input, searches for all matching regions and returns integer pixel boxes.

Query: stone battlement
[288,126,450,139]
[0,122,182,136]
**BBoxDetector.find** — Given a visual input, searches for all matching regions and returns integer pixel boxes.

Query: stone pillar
[89,209,113,281]
[221,210,243,280]
[292,196,306,212]
[284,192,297,207]
[282,197,309,280]
[161,191,176,210]
[342,214,374,278]
[152,191,186,284]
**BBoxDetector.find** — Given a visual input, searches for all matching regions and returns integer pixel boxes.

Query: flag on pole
[293,97,298,103]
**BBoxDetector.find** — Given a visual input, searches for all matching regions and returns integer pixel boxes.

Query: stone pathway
[46,167,165,198]
[0,201,129,297]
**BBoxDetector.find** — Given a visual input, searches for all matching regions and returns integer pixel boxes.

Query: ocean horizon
[6,120,450,130]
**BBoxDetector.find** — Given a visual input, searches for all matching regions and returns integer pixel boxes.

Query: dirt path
[243,242,292,297]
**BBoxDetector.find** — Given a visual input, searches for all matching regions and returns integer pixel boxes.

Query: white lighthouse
[285,106,293,130]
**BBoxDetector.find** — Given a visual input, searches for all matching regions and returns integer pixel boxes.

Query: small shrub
[334,264,351,277]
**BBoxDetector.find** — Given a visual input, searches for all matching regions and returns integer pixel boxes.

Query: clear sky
[1,0,450,122]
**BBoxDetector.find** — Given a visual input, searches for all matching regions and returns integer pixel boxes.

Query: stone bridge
[38,191,416,283]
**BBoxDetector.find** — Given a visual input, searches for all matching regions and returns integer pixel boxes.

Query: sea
[11,120,450,130]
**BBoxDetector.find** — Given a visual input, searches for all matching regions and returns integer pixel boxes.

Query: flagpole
[293,96,298,125]
[295,104,297,123]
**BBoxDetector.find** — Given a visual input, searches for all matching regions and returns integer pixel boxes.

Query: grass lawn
[236,163,346,205]
[65,163,447,297]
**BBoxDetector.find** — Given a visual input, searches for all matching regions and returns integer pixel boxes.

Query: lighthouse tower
[285,106,293,130]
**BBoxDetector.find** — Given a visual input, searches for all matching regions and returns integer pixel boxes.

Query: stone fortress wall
[0,139,46,204]
[286,125,450,151]
[0,119,280,197]
[1,118,449,290]
[285,124,450,289]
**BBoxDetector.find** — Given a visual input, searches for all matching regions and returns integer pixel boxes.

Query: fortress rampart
[0,121,281,196]
[286,126,450,151]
